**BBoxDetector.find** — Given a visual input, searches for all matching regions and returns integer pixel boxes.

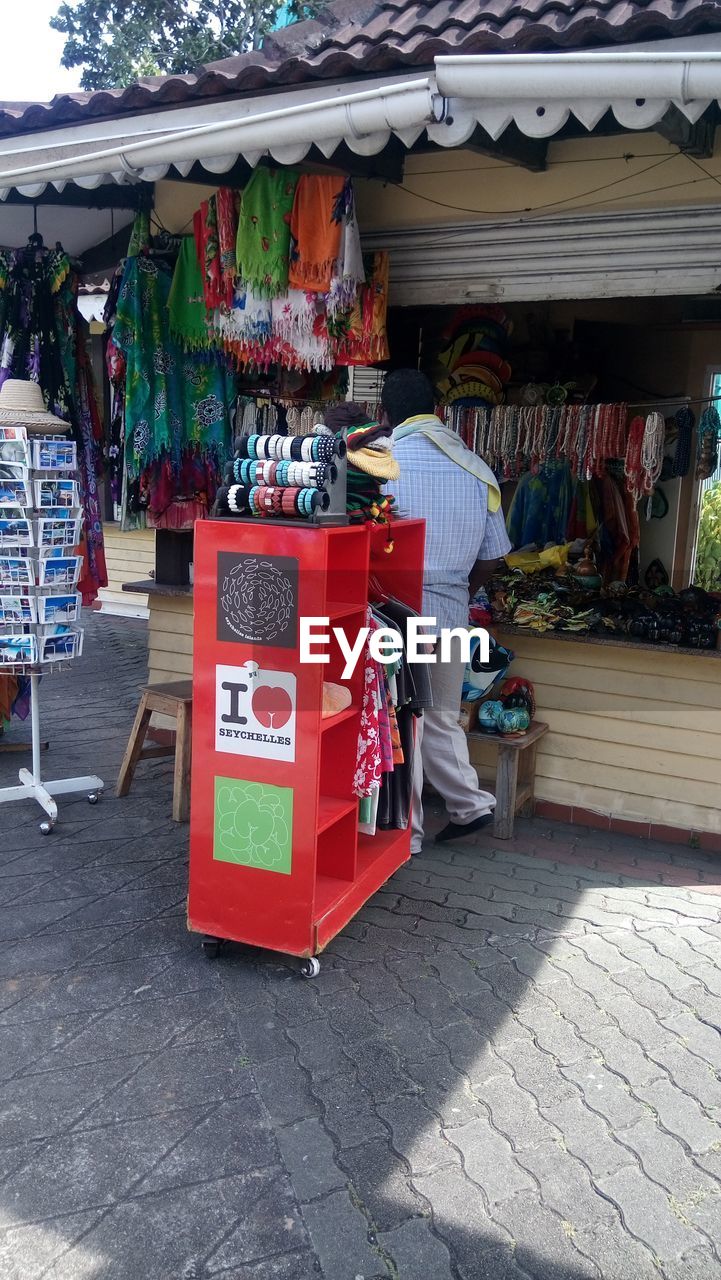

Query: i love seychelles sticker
[215,661,296,763]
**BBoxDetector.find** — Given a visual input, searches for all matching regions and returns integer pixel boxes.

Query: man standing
[380,368,511,855]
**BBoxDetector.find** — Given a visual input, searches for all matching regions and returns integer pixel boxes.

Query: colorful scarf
[327,180,365,317]
[194,197,224,311]
[271,290,332,372]
[335,252,389,365]
[113,255,233,528]
[289,174,345,293]
[236,167,298,297]
[168,236,210,351]
[393,414,502,512]
[216,187,239,301]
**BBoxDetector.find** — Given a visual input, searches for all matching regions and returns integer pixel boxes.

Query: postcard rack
[0,425,103,831]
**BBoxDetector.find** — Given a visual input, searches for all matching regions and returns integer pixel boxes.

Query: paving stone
[76,1042,256,1127]
[254,1057,320,1127]
[411,1164,513,1279]
[276,1117,344,1202]
[208,1249,323,1278]
[545,978,613,1034]
[636,1078,720,1155]
[493,1191,601,1279]
[579,1023,666,1090]
[518,1140,620,1231]
[596,1165,701,1263]
[404,1054,487,1128]
[318,1071,387,1149]
[342,1037,417,1103]
[301,1188,384,1280]
[659,1248,721,1280]
[338,1137,424,1230]
[137,1096,279,1193]
[0,1052,147,1145]
[647,1039,721,1110]
[562,1059,646,1131]
[5,1108,211,1220]
[659,1012,721,1072]
[541,1096,634,1181]
[572,1219,663,1280]
[377,1095,456,1177]
[514,998,589,1066]
[474,1073,560,1152]
[323,993,384,1045]
[285,1019,347,1081]
[450,1116,536,1205]
[378,1217,455,1280]
[352,962,414,1011]
[495,1032,578,1109]
[0,1208,105,1280]
[107,1169,306,1278]
[616,1116,719,1208]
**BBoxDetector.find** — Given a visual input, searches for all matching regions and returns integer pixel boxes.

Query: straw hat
[0,380,69,435]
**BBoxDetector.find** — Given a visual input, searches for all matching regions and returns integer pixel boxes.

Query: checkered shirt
[388,433,511,631]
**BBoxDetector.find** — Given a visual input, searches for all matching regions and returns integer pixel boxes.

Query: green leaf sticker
[213,776,293,875]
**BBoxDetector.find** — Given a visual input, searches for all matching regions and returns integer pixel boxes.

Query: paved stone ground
[1,613,721,1280]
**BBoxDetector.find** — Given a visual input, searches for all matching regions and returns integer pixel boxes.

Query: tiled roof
[2,0,721,137]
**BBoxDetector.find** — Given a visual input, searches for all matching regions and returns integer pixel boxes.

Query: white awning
[2,48,721,196]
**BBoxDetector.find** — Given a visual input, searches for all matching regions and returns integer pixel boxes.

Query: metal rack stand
[0,670,103,832]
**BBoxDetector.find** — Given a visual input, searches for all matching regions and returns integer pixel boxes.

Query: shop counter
[469,627,721,842]
[125,579,721,842]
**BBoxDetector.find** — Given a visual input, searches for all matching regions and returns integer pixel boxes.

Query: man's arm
[469,558,502,597]
[470,504,512,598]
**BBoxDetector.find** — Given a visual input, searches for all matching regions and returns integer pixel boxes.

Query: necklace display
[442,402,630,479]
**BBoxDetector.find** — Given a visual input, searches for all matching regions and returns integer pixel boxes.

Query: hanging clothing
[506,462,575,550]
[236,168,299,297]
[168,237,210,351]
[0,245,106,602]
[289,174,345,293]
[112,254,233,530]
[326,180,365,318]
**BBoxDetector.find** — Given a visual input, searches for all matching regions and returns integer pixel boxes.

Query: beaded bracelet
[282,487,299,517]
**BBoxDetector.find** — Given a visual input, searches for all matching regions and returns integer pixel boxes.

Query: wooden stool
[117,681,193,822]
[469,720,548,840]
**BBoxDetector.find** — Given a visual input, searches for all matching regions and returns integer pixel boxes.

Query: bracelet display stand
[188,516,425,975]
[0,427,104,831]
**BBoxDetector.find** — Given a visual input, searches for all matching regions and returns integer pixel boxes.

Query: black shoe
[435,813,494,844]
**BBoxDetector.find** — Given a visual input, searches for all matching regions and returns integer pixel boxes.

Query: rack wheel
[300,957,321,979]
[202,936,225,959]
[39,821,54,835]
[87,793,100,805]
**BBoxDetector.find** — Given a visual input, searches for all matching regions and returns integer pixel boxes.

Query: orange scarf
[288,175,344,293]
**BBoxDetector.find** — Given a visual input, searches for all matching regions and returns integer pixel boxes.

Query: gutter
[435,51,721,103]
[0,77,440,191]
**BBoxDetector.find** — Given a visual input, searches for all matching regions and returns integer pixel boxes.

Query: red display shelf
[187,515,425,968]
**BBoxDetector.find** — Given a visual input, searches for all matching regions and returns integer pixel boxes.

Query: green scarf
[393,414,501,511]
[236,167,299,297]
[168,236,210,351]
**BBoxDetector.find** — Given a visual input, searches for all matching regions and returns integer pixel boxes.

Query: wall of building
[97,525,154,618]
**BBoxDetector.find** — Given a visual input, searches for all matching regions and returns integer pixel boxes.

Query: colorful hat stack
[435,305,513,407]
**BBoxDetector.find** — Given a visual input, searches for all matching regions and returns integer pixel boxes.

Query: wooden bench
[468,720,549,839]
[116,681,193,822]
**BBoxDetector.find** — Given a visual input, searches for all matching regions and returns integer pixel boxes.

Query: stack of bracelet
[215,430,344,520]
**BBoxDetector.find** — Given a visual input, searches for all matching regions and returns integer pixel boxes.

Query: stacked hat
[435,305,513,407]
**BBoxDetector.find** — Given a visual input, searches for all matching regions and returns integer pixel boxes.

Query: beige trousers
[411,652,495,853]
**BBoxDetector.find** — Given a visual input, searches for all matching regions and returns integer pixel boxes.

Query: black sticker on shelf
[216,552,298,649]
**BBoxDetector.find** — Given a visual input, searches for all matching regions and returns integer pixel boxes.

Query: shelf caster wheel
[87,793,100,805]
[202,936,225,959]
[39,821,54,835]
[300,957,321,979]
